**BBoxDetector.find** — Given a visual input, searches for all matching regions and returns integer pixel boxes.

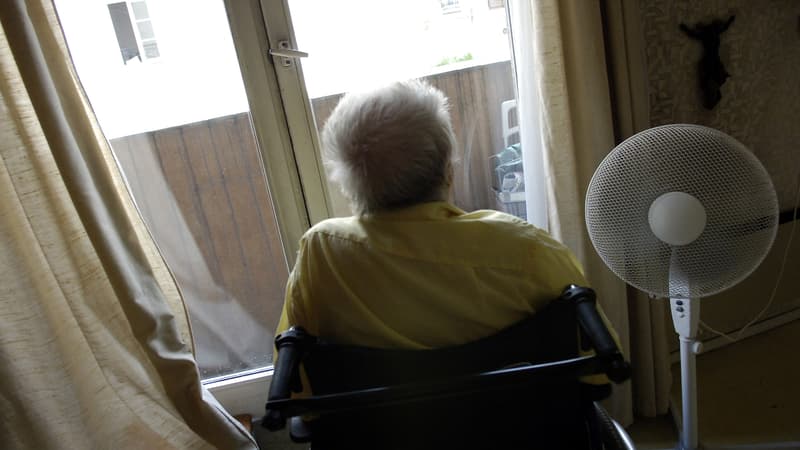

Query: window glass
[289,0,526,219]
[55,0,289,379]
[142,40,160,58]
[131,1,149,20]
[137,21,155,40]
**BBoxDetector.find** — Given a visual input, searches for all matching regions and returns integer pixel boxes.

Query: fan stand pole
[678,333,699,450]
[670,296,701,450]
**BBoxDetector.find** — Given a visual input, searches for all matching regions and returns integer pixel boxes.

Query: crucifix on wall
[680,15,736,110]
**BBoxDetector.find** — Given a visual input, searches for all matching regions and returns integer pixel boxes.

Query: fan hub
[648,192,707,246]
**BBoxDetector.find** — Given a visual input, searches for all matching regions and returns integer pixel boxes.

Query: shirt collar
[364,201,466,221]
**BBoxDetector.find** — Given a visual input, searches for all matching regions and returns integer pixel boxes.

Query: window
[57,0,300,386]
[488,0,505,9]
[108,1,159,64]
[54,0,527,417]
[285,0,522,219]
[440,0,461,14]
[131,1,160,58]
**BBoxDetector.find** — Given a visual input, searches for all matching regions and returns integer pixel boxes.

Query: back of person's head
[322,80,456,215]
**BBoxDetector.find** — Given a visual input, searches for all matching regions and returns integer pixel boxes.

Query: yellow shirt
[276,202,617,383]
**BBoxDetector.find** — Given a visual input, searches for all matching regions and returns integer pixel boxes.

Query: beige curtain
[525,0,632,426]
[0,1,256,448]
[510,0,672,425]
[602,0,672,418]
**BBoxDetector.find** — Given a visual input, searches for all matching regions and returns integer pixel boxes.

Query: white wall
[55,0,249,139]
[291,0,511,98]
[54,0,511,138]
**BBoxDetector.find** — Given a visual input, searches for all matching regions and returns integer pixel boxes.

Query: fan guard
[585,124,779,299]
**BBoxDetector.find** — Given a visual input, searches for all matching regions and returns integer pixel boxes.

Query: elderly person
[276,79,601,356]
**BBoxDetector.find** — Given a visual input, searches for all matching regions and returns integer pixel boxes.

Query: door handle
[269,41,308,67]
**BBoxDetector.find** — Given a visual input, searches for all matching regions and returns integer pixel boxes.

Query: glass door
[54,0,308,380]
[265,0,527,219]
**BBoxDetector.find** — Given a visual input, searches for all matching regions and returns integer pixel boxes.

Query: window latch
[269,41,308,67]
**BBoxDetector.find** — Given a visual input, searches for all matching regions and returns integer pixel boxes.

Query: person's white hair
[322,79,456,215]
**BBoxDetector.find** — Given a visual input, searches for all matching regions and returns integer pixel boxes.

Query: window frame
[205,368,273,418]
[129,1,159,59]
[203,0,331,418]
[440,0,461,14]
[107,0,161,63]
[488,0,505,10]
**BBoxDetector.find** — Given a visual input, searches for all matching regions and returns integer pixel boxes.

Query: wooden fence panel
[233,114,288,322]
[110,114,289,376]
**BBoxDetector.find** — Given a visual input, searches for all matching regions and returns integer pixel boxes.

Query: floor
[627,319,800,449]
[627,414,678,449]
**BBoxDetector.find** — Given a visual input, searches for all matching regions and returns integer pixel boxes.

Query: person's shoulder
[461,209,573,252]
[461,208,528,225]
[302,216,366,242]
[463,209,543,236]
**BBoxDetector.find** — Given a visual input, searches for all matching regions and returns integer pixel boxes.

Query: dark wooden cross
[680,15,736,109]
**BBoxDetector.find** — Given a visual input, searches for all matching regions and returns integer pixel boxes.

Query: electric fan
[585,124,779,450]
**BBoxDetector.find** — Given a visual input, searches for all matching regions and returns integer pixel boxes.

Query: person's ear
[445,163,454,187]
[443,163,455,201]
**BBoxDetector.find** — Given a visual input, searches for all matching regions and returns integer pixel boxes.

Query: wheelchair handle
[263,327,314,431]
[562,285,631,384]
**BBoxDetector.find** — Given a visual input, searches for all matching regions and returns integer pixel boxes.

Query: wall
[640,0,799,208]
[55,0,251,138]
[55,0,511,139]
[638,0,800,344]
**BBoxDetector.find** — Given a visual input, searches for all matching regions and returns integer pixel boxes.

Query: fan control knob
[671,297,700,338]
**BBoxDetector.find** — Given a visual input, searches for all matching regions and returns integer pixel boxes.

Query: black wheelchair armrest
[262,327,315,431]
[562,285,631,384]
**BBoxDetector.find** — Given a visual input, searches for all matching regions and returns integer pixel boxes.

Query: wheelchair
[263,285,635,449]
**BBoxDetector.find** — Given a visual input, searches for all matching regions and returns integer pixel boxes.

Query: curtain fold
[510,0,632,426]
[601,0,672,418]
[0,1,256,448]
[509,0,675,426]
